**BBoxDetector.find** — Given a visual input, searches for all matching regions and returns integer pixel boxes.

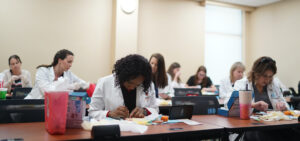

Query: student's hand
[129,107,145,118]
[20,75,29,84]
[10,75,20,83]
[159,93,171,100]
[275,101,287,111]
[174,71,181,80]
[68,83,81,90]
[252,101,268,111]
[108,106,129,119]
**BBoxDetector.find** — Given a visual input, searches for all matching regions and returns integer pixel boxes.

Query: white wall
[138,0,205,83]
[247,0,300,89]
[0,0,113,83]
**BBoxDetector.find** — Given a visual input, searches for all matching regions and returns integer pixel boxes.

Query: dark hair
[37,49,74,68]
[8,55,22,65]
[150,53,168,88]
[113,54,152,93]
[167,62,181,83]
[247,56,277,82]
[194,65,208,86]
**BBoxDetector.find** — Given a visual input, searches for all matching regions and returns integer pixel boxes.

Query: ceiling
[211,0,281,7]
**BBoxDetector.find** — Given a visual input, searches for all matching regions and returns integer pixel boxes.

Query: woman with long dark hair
[149,53,173,99]
[25,49,89,99]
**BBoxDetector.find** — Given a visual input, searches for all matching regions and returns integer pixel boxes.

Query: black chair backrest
[174,88,202,97]
[169,105,194,119]
[172,96,219,115]
[298,81,300,95]
[289,87,297,96]
[0,99,44,123]
[92,125,120,141]
[12,87,32,99]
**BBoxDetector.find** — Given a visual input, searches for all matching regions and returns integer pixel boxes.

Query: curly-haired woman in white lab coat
[25,49,88,99]
[89,54,158,120]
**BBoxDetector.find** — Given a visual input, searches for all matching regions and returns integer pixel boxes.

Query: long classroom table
[1,115,299,141]
[0,116,224,141]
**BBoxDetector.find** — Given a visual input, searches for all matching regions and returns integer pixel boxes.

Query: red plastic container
[44,91,69,134]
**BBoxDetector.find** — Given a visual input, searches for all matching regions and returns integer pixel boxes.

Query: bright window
[204,5,243,85]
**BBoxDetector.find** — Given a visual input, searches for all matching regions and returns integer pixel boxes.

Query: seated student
[219,62,245,100]
[2,55,32,94]
[232,56,298,141]
[186,66,216,92]
[167,62,185,88]
[25,49,89,99]
[233,57,288,111]
[149,53,173,99]
[88,54,158,120]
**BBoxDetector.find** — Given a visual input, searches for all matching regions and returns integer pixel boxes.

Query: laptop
[12,87,32,99]
[169,105,194,119]
[172,96,219,115]
[174,88,202,97]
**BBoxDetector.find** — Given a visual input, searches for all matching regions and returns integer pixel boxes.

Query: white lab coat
[228,77,289,111]
[2,69,32,92]
[25,67,87,99]
[219,77,233,100]
[88,74,158,120]
[158,74,174,97]
[167,73,185,89]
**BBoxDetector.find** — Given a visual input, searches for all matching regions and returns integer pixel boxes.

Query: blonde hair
[230,62,245,83]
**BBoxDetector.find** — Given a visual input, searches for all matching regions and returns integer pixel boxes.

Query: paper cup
[0,88,8,100]
[239,91,252,120]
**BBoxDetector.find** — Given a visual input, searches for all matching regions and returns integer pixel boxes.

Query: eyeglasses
[259,57,276,65]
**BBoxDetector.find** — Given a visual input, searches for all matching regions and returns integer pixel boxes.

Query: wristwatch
[143,108,148,116]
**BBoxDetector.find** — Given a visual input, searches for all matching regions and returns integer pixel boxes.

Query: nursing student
[219,62,245,103]
[186,66,217,92]
[233,57,298,141]
[149,53,173,100]
[89,54,158,120]
[2,55,32,95]
[167,62,185,88]
[25,49,89,99]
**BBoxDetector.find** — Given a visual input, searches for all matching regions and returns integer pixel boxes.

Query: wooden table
[193,115,300,132]
[0,116,224,141]
[193,115,300,141]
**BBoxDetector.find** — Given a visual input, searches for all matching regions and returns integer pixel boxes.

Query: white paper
[178,119,202,125]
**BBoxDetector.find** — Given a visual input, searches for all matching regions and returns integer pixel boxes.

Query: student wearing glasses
[233,56,288,111]
[186,65,216,92]
[233,57,297,141]
[89,54,157,120]
[2,55,32,94]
